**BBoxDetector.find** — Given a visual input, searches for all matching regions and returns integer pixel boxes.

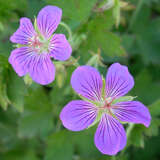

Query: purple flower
[60,63,151,155]
[9,6,72,85]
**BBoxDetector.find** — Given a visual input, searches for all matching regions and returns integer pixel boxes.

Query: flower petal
[71,66,103,101]
[60,100,98,131]
[29,53,55,85]
[37,5,62,38]
[106,63,134,99]
[9,47,55,85]
[10,18,35,45]
[49,34,72,61]
[94,114,126,155]
[112,101,151,127]
[9,47,33,76]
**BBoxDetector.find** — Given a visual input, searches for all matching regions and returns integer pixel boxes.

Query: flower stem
[120,123,135,155]
[59,22,72,42]
[126,123,134,138]
[112,155,116,160]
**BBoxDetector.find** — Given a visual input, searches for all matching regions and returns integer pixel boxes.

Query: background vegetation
[0,0,160,159]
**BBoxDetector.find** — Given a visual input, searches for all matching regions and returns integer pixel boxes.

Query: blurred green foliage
[0,0,160,159]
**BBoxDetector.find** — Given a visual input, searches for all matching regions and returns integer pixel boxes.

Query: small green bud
[24,74,33,86]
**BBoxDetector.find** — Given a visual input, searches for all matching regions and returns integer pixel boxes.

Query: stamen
[28,34,50,54]
[98,98,113,116]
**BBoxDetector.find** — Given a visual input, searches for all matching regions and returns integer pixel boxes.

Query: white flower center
[28,34,50,54]
[98,97,114,115]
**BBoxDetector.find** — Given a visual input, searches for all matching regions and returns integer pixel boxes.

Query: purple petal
[9,47,33,76]
[49,34,72,61]
[106,63,134,99]
[10,18,35,45]
[37,5,62,38]
[94,114,126,155]
[60,100,98,131]
[9,47,55,85]
[29,53,55,85]
[112,101,151,127]
[71,66,103,101]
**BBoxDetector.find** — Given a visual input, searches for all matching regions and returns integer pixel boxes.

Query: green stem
[126,123,134,138]
[128,0,145,31]
[111,155,116,160]
[120,123,135,155]
[59,22,72,42]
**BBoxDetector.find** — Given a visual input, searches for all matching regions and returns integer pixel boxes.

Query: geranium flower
[9,6,72,85]
[60,63,151,155]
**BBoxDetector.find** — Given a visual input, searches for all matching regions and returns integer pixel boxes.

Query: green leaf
[144,118,160,137]
[0,0,27,23]
[18,88,53,138]
[88,9,115,31]
[144,99,160,137]
[2,150,38,160]
[46,0,98,27]
[128,98,160,147]
[73,127,100,159]
[0,108,19,152]
[45,131,73,160]
[130,4,160,64]
[0,122,17,152]
[128,0,148,32]
[128,124,145,148]
[149,99,160,117]
[7,71,27,112]
[81,31,126,59]
[136,18,160,64]
[131,69,160,105]
[87,8,125,56]
[26,0,46,19]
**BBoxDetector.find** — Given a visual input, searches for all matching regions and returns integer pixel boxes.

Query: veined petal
[9,47,34,76]
[94,114,126,155]
[71,66,103,101]
[10,18,35,45]
[60,100,98,131]
[49,34,72,61]
[29,53,55,85]
[112,101,151,127]
[9,47,55,85]
[106,63,134,99]
[37,5,62,38]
